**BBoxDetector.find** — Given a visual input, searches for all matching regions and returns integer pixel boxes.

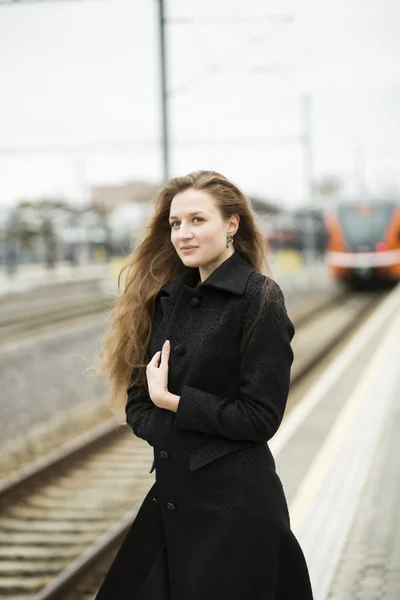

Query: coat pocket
[187,438,256,471]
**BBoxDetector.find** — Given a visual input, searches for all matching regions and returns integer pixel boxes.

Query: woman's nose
[177,227,193,239]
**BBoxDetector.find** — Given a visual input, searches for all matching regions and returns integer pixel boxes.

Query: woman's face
[169,188,238,269]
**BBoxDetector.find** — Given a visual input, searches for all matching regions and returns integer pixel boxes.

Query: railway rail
[0,290,386,600]
[0,282,331,347]
[0,295,114,345]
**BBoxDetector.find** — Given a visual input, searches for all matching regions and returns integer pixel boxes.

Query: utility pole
[300,93,315,264]
[355,146,366,197]
[157,0,170,183]
[72,153,87,207]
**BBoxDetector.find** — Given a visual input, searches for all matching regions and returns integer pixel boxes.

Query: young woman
[95,170,313,600]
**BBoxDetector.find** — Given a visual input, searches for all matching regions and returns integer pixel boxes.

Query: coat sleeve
[125,367,155,446]
[173,279,295,443]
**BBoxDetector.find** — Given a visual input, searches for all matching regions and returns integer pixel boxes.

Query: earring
[226,233,234,248]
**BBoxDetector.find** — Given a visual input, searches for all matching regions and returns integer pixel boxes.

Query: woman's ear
[229,214,240,234]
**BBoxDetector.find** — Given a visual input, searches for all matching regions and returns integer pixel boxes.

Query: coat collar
[159,250,254,299]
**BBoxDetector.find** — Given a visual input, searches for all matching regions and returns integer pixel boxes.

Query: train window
[355,203,373,215]
[337,201,397,250]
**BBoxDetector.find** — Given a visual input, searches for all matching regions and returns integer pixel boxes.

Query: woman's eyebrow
[169,211,206,220]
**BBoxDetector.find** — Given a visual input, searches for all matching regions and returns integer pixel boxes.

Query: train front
[325,200,400,285]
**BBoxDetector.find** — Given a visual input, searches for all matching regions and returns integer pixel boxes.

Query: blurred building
[90,181,160,213]
[1,199,112,269]
[89,181,283,255]
[249,196,281,216]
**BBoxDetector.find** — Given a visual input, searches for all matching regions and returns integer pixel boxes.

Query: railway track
[0,290,385,600]
[0,295,114,346]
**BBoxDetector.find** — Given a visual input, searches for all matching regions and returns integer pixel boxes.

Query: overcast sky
[0,0,399,207]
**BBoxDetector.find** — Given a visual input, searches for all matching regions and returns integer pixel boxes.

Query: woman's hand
[146,340,174,409]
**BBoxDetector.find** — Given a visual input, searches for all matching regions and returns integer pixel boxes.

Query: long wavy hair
[100,170,271,418]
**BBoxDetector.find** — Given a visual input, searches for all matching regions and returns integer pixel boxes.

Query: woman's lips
[181,247,198,253]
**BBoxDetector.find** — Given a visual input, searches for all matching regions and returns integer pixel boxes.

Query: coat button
[174,343,185,355]
[190,297,200,307]
[160,450,169,459]
[167,502,176,511]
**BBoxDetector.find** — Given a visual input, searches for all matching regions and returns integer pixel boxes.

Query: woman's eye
[170,217,203,228]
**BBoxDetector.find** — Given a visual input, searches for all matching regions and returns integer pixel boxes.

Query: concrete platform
[0,262,109,297]
[270,281,400,599]
[328,371,400,599]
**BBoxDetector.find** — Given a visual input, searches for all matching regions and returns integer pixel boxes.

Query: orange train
[324,199,400,285]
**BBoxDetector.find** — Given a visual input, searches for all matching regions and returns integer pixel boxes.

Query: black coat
[96,250,313,600]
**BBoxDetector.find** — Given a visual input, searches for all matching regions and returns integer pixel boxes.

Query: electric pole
[301,93,315,263]
[355,146,366,197]
[157,0,169,183]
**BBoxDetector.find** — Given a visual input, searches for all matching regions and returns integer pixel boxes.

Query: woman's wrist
[163,391,180,412]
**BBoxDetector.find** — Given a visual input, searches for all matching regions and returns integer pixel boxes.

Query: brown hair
[100,170,271,418]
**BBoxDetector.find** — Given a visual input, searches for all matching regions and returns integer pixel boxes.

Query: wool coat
[95,250,313,600]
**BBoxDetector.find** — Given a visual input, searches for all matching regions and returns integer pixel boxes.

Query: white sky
[0,0,399,208]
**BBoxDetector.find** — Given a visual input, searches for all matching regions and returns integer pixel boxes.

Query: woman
[96,171,314,600]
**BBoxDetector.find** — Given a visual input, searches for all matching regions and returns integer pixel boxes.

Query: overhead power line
[168,19,294,97]
[210,64,295,74]
[166,15,294,25]
[0,135,299,156]
[0,0,101,5]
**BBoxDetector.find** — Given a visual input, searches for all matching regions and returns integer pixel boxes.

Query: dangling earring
[226,233,234,248]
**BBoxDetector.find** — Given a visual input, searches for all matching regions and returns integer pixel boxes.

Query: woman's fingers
[162,340,170,357]
[149,341,170,368]
[149,351,161,367]
[158,340,170,369]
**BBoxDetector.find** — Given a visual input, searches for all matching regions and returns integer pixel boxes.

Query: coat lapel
[157,270,189,330]
[157,251,254,334]
[159,251,253,299]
